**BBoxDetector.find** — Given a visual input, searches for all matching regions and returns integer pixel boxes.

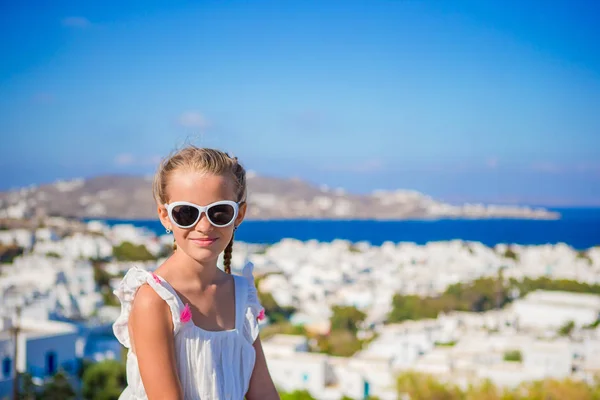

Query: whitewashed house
[1,256,102,321]
[0,229,34,250]
[262,334,396,400]
[0,318,79,399]
[522,340,573,380]
[511,290,600,330]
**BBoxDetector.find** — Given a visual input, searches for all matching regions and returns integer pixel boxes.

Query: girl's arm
[129,284,183,400]
[246,336,280,400]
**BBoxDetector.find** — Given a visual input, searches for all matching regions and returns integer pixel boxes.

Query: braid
[223,233,234,274]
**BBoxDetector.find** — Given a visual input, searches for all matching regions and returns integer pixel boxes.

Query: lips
[190,238,218,246]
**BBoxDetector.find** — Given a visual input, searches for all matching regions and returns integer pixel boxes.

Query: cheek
[216,229,234,251]
[172,229,188,246]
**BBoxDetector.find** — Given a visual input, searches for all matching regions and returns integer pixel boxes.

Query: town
[0,217,599,399]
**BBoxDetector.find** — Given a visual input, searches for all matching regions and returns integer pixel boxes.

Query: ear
[157,204,172,231]
[235,202,247,228]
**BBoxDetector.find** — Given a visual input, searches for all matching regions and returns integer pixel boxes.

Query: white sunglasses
[164,200,240,228]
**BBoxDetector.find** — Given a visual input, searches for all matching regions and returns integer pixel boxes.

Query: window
[46,351,57,376]
[2,357,11,378]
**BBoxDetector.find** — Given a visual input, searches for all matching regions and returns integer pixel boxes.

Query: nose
[194,212,214,232]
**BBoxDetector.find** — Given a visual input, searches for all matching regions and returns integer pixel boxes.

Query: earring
[234,225,238,231]
[166,227,172,234]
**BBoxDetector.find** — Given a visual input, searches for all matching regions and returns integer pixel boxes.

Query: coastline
[96,212,599,250]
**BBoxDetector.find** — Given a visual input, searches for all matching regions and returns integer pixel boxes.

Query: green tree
[396,371,463,400]
[387,276,600,325]
[18,372,38,400]
[279,389,317,400]
[330,305,366,334]
[348,244,362,253]
[576,251,592,265]
[92,262,120,306]
[0,245,24,263]
[93,262,114,288]
[38,371,76,400]
[317,330,363,357]
[255,276,296,323]
[112,242,155,262]
[503,350,522,362]
[464,379,506,400]
[395,371,600,400]
[584,319,600,329]
[503,247,519,261]
[558,320,575,337]
[518,378,600,400]
[82,359,127,400]
[259,321,306,341]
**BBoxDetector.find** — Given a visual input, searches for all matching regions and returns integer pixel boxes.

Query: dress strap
[156,276,187,310]
[112,267,184,347]
[234,274,248,331]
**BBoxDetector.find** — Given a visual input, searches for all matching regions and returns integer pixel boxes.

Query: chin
[180,246,221,264]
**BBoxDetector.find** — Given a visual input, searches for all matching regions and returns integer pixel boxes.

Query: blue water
[100,208,600,250]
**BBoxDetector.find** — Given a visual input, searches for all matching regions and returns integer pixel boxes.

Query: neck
[171,250,222,288]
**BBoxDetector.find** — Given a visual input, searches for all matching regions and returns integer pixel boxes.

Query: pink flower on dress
[257,308,266,321]
[151,273,161,284]
[180,303,192,324]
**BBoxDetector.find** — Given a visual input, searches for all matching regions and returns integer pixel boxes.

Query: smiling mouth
[190,238,218,246]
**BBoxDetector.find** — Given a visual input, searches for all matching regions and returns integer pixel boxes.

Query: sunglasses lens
[171,205,200,227]
[207,204,236,226]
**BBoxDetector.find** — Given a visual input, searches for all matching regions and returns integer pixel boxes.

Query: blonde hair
[153,146,247,274]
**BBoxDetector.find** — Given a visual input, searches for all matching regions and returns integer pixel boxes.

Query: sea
[87,208,600,361]
[100,207,600,250]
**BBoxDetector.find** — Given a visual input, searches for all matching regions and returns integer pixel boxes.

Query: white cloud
[61,16,92,28]
[114,154,162,167]
[531,162,562,173]
[486,157,499,168]
[354,159,384,172]
[149,155,163,165]
[323,159,385,173]
[530,162,600,175]
[177,111,210,129]
[288,110,326,130]
[574,162,600,173]
[114,153,135,166]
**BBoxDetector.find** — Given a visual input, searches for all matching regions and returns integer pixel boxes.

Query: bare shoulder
[128,284,183,399]
[130,284,173,331]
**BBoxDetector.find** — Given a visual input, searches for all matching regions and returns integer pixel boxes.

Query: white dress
[112,262,264,400]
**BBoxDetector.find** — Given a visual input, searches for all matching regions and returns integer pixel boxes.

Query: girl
[112,146,280,399]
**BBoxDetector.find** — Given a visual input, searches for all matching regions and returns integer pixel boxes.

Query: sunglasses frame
[164,200,240,229]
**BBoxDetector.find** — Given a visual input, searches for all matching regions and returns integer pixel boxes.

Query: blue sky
[1,0,599,206]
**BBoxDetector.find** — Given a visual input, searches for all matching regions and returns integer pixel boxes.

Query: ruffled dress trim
[112,266,182,348]
[241,261,265,343]
[112,262,265,348]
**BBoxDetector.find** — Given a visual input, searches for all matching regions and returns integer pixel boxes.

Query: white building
[0,318,79,399]
[0,255,102,320]
[0,229,34,250]
[33,232,113,260]
[262,334,396,399]
[511,290,600,330]
[522,340,573,380]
